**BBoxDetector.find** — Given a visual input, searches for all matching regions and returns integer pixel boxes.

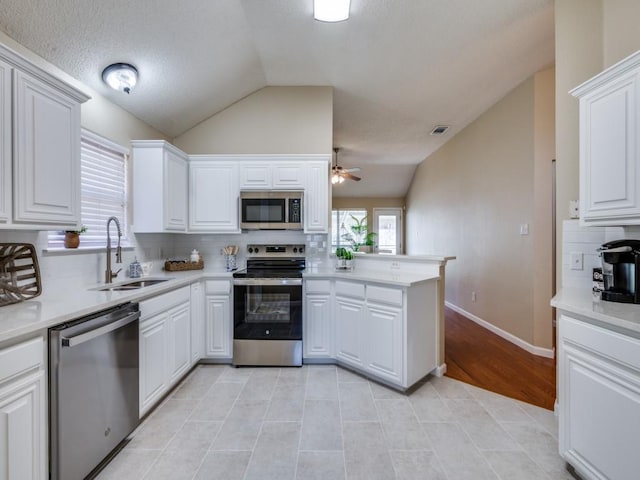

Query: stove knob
[293,247,298,253]
[248,247,253,254]
[299,246,305,253]
[255,247,260,253]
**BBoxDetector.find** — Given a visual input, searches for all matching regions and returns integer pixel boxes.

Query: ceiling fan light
[314,0,350,22]
[331,173,341,184]
[102,63,138,94]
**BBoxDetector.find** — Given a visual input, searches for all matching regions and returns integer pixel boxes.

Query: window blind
[48,130,129,248]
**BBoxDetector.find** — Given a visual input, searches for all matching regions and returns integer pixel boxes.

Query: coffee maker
[599,239,640,303]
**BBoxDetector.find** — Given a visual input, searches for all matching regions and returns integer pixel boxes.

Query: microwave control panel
[289,198,301,223]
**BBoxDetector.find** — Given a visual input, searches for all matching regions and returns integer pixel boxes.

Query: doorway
[373,208,403,254]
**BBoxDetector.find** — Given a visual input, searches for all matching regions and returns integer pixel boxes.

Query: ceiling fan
[331,147,361,184]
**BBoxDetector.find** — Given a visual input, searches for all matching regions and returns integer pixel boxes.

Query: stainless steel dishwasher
[49,302,140,480]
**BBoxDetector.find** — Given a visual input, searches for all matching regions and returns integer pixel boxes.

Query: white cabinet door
[13,70,80,226]
[167,302,191,386]
[189,160,240,232]
[239,163,271,189]
[335,296,365,369]
[139,314,168,416]
[205,294,232,358]
[0,59,10,224]
[132,141,188,233]
[304,293,333,358]
[164,149,188,231]
[366,303,403,384]
[304,161,329,233]
[572,52,640,226]
[190,282,204,364]
[273,163,305,188]
[0,371,46,480]
[558,314,640,480]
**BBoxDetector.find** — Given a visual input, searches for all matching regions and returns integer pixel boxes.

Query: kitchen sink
[94,279,170,291]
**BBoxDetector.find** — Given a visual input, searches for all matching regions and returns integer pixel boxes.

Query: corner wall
[405,69,555,350]
[173,86,333,155]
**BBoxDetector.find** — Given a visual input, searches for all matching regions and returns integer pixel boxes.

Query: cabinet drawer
[140,285,190,318]
[0,336,43,384]
[561,315,640,370]
[205,280,231,295]
[306,279,331,294]
[335,281,365,299]
[367,286,403,307]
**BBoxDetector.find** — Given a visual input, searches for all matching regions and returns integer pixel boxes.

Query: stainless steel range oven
[233,244,305,366]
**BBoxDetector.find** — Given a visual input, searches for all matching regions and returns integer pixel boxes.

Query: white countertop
[0,270,232,344]
[0,263,442,345]
[552,287,640,335]
[303,267,440,287]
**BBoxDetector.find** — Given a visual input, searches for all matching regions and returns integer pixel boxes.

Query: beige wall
[174,86,333,155]
[405,71,555,348]
[555,0,640,290]
[0,31,167,147]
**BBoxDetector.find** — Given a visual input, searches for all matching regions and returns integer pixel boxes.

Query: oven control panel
[246,244,305,257]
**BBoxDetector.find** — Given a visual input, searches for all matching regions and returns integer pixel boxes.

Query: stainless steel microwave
[240,191,303,230]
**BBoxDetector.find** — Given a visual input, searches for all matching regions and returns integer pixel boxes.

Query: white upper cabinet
[304,160,330,233]
[0,58,10,223]
[238,158,306,190]
[0,44,89,229]
[572,50,640,226]
[239,163,271,189]
[132,140,188,233]
[273,162,306,188]
[189,157,240,232]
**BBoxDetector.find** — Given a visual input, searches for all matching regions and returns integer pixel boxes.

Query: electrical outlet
[519,223,529,235]
[390,262,400,270]
[472,291,477,302]
[570,252,584,271]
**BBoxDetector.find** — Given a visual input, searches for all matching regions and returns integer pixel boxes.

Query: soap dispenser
[129,257,142,278]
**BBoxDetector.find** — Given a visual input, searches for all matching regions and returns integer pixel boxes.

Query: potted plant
[63,225,87,249]
[342,215,377,253]
[335,247,354,271]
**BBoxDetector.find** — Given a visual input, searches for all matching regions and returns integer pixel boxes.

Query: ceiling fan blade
[342,172,361,181]
[342,167,361,173]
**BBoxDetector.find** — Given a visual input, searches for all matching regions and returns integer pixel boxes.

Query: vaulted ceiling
[0,0,554,197]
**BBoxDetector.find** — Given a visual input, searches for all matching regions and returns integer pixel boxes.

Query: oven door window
[234,284,302,340]
[242,198,286,223]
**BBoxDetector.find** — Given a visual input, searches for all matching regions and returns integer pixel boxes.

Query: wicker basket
[164,259,205,272]
[0,243,42,306]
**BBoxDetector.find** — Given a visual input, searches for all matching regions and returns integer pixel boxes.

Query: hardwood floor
[444,307,556,410]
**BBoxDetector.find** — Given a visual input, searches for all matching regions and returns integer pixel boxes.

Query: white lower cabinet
[190,281,205,364]
[204,280,232,360]
[0,336,46,480]
[167,302,191,385]
[139,313,168,415]
[139,286,191,416]
[304,280,333,359]
[335,295,366,369]
[366,302,403,384]
[558,313,640,480]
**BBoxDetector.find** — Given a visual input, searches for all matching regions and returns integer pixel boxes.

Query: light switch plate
[519,223,529,235]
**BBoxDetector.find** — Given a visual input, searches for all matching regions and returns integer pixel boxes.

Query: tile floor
[96,365,574,480]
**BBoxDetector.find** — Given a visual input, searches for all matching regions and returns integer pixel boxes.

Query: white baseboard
[445,301,555,359]
[432,363,447,377]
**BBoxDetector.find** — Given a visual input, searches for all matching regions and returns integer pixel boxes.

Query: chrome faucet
[105,216,123,283]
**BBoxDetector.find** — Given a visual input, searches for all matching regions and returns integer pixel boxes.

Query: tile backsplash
[0,229,329,290]
[562,220,640,289]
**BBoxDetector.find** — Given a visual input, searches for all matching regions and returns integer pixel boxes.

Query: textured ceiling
[0,0,554,197]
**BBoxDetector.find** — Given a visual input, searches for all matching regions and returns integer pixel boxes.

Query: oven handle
[233,278,303,286]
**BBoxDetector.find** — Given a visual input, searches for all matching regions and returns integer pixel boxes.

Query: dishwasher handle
[61,311,141,348]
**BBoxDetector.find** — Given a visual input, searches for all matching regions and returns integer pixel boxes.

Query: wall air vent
[430,125,450,136]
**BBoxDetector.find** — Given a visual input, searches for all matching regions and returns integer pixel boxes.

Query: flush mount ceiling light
[314,0,351,22]
[102,63,138,94]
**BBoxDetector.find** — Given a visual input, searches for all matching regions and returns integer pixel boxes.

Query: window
[331,209,367,252]
[48,130,129,248]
